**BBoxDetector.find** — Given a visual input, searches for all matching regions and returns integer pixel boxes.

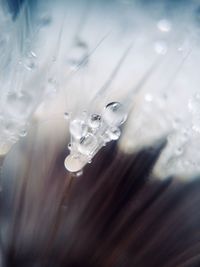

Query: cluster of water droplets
[154,19,171,55]
[188,93,200,133]
[64,101,127,173]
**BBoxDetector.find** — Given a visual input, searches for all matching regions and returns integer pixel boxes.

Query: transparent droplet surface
[70,119,88,139]
[157,19,171,32]
[106,127,121,140]
[154,40,168,55]
[89,114,101,129]
[78,133,98,156]
[103,102,127,126]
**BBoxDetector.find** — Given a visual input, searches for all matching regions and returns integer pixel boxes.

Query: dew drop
[64,112,69,120]
[154,40,168,55]
[89,114,101,129]
[70,119,88,139]
[175,147,183,156]
[106,127,121,140]
[19,129,27,137]
[30,51,37,58]
[78,133,98,156]
[46,78,58,97]
[192,116,200,133]
[24,58,37,71]
[157,19,171,32]
[188,93,200,115]
[68,143,72,151]
[64,155,86,172]
[67,40,89,68]
[103,102,127,127]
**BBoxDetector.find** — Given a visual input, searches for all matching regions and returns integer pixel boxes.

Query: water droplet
[103,102,127,127]
[64,155,86,172]
[175,147,183,156]
[30,51,37,58]
[192,116,200,133]
[89,114,101,129]
[188,93,200,115]
[102,132,111,143]
[64,112,69,120]
[24,58,37,71]
[67,40,89,68]
[78,133,98,156]
[0,142,11,156]
[19,129,27,137]
[68,143,72,151]
[157,19,171,32]
[106,127,121,140]
[154,40,168,55]
[46,78,58,97]
[70,119,88,139]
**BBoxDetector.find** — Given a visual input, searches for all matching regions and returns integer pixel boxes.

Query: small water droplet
[24,60,36,71]
[188,93,200,115]
[89,114,101,129]
[46,78,58,97]
[19,129,27,137]
[175,147,183,156]
[78,133,97,156]
[64,155,85,172]
[106,127,121,140]
[70,119,88,139]
[154,40,168,55]
[103,102,127,127]
[192,120,200,133]
[157,19,171,32]
[30,51,37,58]
[64,112,69,120]
[67,40,89,68]
[68,143,72,151]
